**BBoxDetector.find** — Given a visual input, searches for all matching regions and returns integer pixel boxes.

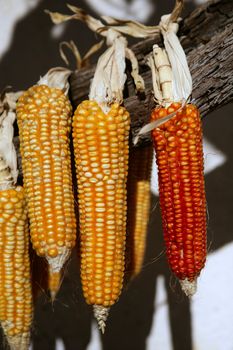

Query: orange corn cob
[73,100,130,331]
[16,85,76,272]
[0,184,32,350]
[151,103,207,295]
[127,145,153,277]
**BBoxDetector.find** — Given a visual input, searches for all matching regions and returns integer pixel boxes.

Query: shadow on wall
[0,0,196,92]
[31,193,193,350]
[29,104,233,350]
[0,0,99,91]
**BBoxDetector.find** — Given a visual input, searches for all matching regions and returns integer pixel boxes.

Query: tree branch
[69,0,233,145]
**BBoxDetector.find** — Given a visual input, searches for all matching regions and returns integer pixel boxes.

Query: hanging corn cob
[16,68,77,298]
[0,92,32,350]
[47,5,147,332]
[73,101,130,331]
[127,145,153,278]
[151,102,206,294]
[135,11,207,296]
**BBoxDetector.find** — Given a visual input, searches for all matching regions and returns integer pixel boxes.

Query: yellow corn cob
[0,161,32,350]
[16,84,76,273]
[73,100,130,332]
[127,145,153,277]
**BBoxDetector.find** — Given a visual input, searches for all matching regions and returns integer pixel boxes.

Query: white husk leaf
[180,278,197,297]
[0,92,22,184]
[48,6,147,108]
[2,320,30,350]
[93,305,109,334]
[46,247,70,273]
[6,334,29,350]
[160,14,192,101]
[0,157,14,190]
[134,12,192,144]
[148,45,173,106]
[38,67,71,95]
[147,54,163,104]
[89,29,127,111]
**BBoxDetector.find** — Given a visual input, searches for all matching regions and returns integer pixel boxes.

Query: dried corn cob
[73,100,130,332]
[0,92,32,350]
[0,159,32,350]
[16,69,76,275]
[50,7,143,331]
[127,145,153,277]
[151,102,207,295]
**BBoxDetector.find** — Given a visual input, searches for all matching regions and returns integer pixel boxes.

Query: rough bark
[69,0,233,145]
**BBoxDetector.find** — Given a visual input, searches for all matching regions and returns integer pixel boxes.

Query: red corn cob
[151,102,207,295]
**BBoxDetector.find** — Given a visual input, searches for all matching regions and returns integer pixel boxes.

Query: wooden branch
[69,0,233,145]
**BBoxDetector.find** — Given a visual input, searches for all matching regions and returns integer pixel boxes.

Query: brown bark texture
[69,0,233,145]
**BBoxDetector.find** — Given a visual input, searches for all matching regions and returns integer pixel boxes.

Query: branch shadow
[32,252,92,350]
[0,0,99,92]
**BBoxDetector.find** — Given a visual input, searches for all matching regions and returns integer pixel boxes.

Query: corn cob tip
[49,270,62,302]
[50,291,56,303]
[49,276,61,302]
[46,248,70,273]
[2,329,30,350]
[180,278,197,297]
[93,305,109,334]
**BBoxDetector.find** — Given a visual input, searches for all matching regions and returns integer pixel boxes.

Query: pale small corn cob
[73,100,130,332]
[127,144,153,277]
[16,83,76,273]
[0,158,32,350]
[30,250,61,301]
[151,103,207,296]
[48,269,62,301]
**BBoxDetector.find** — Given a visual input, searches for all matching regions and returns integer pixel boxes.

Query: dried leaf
[66,4,104,32]
[60,39,104,70]
[45,9,74,24]
[59,41,82,69]
[82,40,105,67]
[170,0,184,23]
[102,16,160,38]
[160,14,192,101]
[125,48,145,93]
